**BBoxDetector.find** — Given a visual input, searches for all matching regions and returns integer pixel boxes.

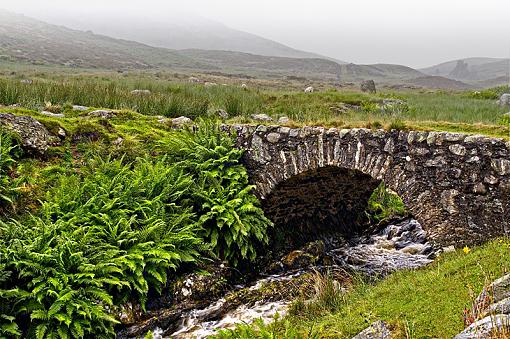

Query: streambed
[119,218,436,339]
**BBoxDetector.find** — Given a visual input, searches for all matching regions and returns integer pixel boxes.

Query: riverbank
[214,238,510,338]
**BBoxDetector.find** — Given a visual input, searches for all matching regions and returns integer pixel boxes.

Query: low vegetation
[215,239,510,338]
[0,71,508,338]
[0,76,508,139]
[0,119,272,338]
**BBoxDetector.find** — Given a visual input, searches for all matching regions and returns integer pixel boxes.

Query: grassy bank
[216,239,510,338]
[0,76,508,139]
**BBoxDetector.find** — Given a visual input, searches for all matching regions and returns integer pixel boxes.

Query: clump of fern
[0,130,22,213]
[163,120,273,266]
[0,156,203,338]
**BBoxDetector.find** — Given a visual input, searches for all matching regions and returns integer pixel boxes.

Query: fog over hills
[28,12,345,63]
[0,10,210,70]
[0,7,508,88]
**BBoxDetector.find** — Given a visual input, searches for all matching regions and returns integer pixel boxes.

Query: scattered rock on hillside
[41,111,65,118]
[0,113,56,154]
[204,82,218,87]
[216,109,229,120]
[304,86,314,93]
[130,89,151,95]
[477,274,510,308]
[20,79,33,84]
[352,321,392,339]
[457,274,510,338]
[251,114,273,122]
[361,80,377,93]
[57,128,66,139]
[72,105,89,111]
[498,94,510,107]
[278,116,290,124]
[188,76,201,83]
[171,116,193,127]
[88,110,115,119]
[455,314,510,339]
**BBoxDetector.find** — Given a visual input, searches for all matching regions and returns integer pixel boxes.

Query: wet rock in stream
[118,218,437,338]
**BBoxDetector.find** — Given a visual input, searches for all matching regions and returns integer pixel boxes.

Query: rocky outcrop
[361,80,376,93]
[171,116,193,127]
[130,89,151,95]
[251,114,273,122]
[233,125,510,247]
[0,113,56,154]
[458,276,510,339]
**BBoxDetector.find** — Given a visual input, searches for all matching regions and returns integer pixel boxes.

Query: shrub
[467,86,509,100]
[0,157,203,338]
[163,120,273,265]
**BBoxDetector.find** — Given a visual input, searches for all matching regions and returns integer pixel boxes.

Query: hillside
[338,63,425,82]
[38,12,345,63]
[0,10,209,71]
[176,49,343,80]
[407,76,473,90]
[420,57,509,81]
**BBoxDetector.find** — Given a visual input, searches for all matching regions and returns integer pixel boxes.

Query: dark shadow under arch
[262,166,381,247]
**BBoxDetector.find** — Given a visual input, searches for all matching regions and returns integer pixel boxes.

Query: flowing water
[141,218,435,338]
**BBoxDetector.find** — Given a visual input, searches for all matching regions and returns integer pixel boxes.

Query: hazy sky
[2,0,509,67]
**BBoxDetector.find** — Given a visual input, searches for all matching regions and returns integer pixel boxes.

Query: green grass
[217,239,510,338]
[1,74,508,140]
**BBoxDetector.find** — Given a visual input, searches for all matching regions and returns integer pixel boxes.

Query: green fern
[162,120,273,266]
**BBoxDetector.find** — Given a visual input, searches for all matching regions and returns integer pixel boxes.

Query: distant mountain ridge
[0,9,507,89]
[31,11,346,64]
[420,57,509,84]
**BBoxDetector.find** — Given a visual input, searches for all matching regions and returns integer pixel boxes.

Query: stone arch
[233,125,510,247]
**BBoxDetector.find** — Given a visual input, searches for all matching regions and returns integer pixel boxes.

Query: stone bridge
[232,125,510,247]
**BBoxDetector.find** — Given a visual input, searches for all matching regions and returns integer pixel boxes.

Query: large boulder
[171,116,193,127]
[498,94,510,107]
[361,80,377,93]
[0,113,55,154]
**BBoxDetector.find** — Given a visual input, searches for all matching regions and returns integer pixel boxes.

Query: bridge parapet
[232,124,510,246]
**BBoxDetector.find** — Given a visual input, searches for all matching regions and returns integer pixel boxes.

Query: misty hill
[175,49,342,80]
[0,10,209,70]
[407,76,473,90]
[338,63,425,82]
[1,10,496,89]
[39,12,345,63]
[420,57,509,82]
[0,11,356,82]
[0,11,343,80]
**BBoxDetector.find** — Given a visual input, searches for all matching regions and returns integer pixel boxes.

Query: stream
[120,218,437,339]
